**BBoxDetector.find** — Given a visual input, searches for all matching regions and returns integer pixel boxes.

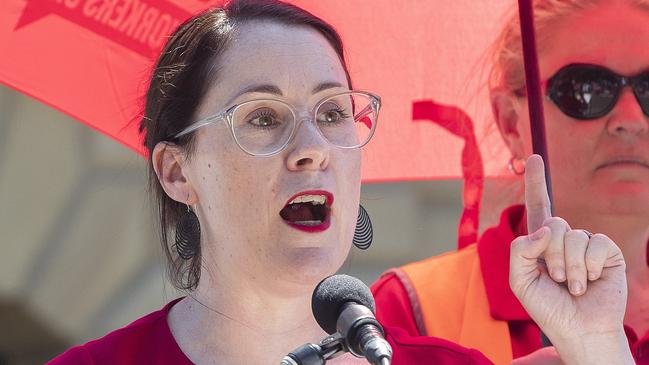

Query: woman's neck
[167,270,363,364]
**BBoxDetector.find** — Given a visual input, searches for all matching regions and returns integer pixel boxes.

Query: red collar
[626,325,649,363]
[477,205,531,321]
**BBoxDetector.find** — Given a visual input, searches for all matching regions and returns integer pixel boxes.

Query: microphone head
[311,274,376,334]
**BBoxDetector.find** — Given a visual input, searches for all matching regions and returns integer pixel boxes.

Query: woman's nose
[606,88,649,136]
[285,118,330,171]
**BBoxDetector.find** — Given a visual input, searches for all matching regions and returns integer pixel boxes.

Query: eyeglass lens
[548,65,649,119]
[230,93,377,155]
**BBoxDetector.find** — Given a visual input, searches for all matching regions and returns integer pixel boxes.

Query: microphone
[311,274,392,365]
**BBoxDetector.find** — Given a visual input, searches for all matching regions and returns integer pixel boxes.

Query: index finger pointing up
[525,154,552,233]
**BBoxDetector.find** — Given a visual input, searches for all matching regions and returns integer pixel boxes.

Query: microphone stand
[281,333,348,365]
[281,331,390,365]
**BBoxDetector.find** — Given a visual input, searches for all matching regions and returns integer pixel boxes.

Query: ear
[152,142,198,205]
[491,87,526,159]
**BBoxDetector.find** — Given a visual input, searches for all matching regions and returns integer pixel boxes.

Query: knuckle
[614,245,623,256]
[567,263,586,273]
[591,233,621,253]
[510,237,525,251]
[618,259,627,272]
[584,257,601,268]
[565,230,589,244]
[544,251,564,262]
[591,233,610,241]
[543,216,569,230]
[541,216,556,226]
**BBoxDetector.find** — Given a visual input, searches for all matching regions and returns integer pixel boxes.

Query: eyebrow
[227,84,283,105]
[312,81,345,94]
[226,81,347,107]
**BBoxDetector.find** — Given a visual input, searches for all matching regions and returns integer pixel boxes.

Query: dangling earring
[174,203,201,260]
[353,205,373,250]
[508,156,525,175]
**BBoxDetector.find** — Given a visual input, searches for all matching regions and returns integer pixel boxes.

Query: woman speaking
[49,0,633,364]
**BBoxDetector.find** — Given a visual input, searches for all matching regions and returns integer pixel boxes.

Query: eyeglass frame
[545,63,649,120]
[171,90,381,157]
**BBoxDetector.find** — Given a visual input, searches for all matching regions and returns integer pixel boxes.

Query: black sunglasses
[546,63,649,120]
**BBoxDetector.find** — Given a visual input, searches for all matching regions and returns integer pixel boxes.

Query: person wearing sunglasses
[372,0,649,364]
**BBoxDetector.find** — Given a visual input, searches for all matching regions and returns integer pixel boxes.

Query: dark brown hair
[140,0,352,290]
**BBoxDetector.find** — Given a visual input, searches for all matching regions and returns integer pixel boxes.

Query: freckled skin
[177,21,360,286]
[156,21,364,363]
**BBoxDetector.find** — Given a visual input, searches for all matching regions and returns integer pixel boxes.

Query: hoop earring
[174,203,201,260]
[508,156,525,175]
[353,205,373,250]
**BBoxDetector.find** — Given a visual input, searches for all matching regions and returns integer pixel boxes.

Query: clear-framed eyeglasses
[172,90,381,156]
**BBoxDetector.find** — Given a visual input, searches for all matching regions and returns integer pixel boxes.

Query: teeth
[293,220,323,226]
[289,194,326,205]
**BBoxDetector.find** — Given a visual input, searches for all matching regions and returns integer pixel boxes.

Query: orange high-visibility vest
[395,244,513,365]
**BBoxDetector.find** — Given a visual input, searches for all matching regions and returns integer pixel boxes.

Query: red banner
[1,0,514,181]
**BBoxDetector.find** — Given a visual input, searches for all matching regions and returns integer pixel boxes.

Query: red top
[372,205,649,364]
[48,297,492,365]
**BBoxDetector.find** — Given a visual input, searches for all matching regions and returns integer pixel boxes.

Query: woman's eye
[246,110,280,127]
[318,108,350,124]
[324,110,341,122]
[253,115,275,126]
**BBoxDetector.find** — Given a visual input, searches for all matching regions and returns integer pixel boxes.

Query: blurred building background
[0,84,519,364]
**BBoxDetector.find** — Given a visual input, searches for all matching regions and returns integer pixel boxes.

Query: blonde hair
[489,0,649,93]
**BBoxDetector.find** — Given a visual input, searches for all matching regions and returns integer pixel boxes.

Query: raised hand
[508,155,633,365]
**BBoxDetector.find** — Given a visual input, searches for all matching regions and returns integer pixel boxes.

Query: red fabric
[0,0,516,249]
[477,205,531,322]
[0,0,513,182]
[412,100,484,248]
[47,298,190,365]
[48,297,493,365]
[372,204,649,362]
[386,326,493,365]
[626,326,649,365]
[476,205,542,358]
[372,271,421,338]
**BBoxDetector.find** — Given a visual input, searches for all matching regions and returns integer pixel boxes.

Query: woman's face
[510,2,649,220]
[180,22,360,287]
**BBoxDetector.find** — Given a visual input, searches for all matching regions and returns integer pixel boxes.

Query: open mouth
[279,190,333,232]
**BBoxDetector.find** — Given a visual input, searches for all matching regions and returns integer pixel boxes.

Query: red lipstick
[280,190,333,233]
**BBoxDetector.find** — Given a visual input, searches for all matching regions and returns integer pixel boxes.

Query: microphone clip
[280,332,347,365]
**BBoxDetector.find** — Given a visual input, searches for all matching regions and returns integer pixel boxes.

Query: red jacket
[48,297,492,365]
[372,205,649,364]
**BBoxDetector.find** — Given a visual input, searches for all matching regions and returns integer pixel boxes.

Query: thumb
[510,226,551,297]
